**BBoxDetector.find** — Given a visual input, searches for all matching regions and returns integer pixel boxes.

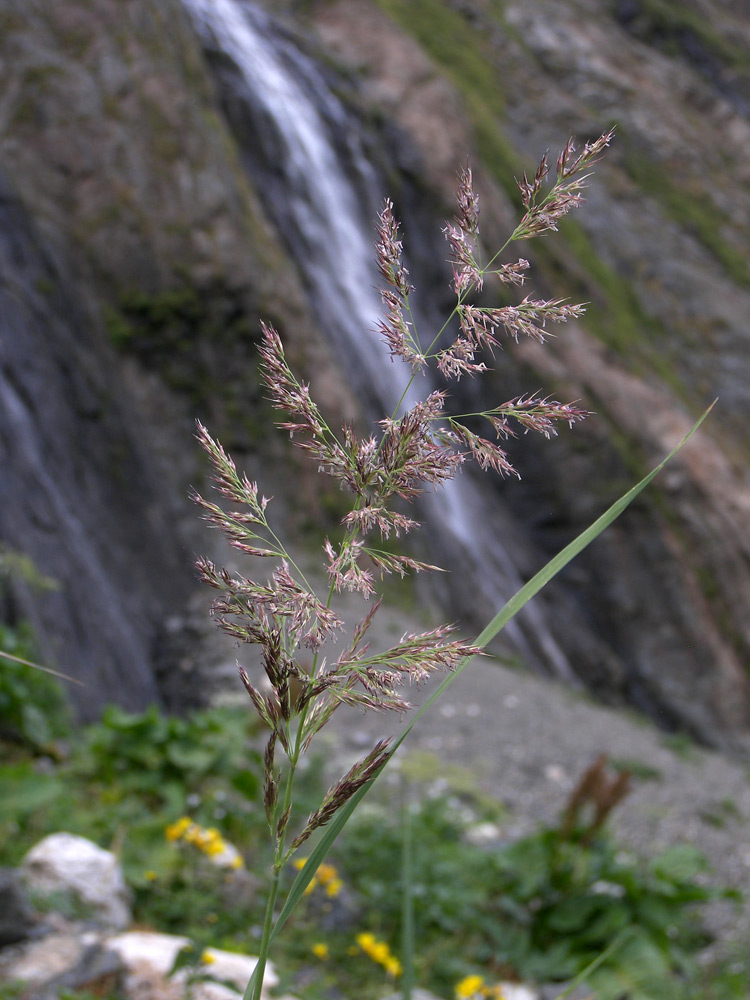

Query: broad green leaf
[649,844,707,882]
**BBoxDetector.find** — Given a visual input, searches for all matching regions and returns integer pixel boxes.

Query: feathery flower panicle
[444,164,483,294]
[492,258,530,286]
[377,392,464,498]
[193,135,612,947]
[375,200,425,371]
[258,323,357,486]
[445,421,518,478]
[324,537,376,598]
[334,622,482,687]
[342,504,419,540]
[513,128,615,240]
[289,739,393,852]
[491,395,591,439]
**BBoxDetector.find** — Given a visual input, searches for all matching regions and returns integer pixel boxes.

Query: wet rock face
[306,0,750,748]
[0,0,337,717]
[0,175,193,716]
[1,0,750,746]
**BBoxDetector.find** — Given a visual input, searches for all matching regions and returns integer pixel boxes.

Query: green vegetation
[375,0,519,195]
[0,622,71,752]
[0,685,745,1000]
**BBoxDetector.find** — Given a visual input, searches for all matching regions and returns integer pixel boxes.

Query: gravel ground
[317,633,750,949]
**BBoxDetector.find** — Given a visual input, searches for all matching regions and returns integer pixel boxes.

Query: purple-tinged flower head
[375,201,425,371]
[513,128,615,240]
[455,163,480,239]
[258,322,359,487]
[377,393,465,499]
[289,739,394,851]
[324,537,376,598]
[444,422,518,479]
[491,395,591,440]
[436,298,585,382]
[517,150,550,210]
[444,164,483,294]
[492,258,530,286]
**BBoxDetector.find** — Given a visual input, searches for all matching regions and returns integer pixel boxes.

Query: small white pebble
[544,764,568,784]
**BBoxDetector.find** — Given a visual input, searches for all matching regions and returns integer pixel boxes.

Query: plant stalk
[246,868,281,1000]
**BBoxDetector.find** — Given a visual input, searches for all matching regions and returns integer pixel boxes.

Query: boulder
[107,931,281,1000]
[0,921,120,999]
[21,833,132,929]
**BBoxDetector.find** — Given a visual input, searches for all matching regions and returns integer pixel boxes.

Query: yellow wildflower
[312,943,329,960]
[455,974,485,999]
[201,950,216,965]
[143,870,158,881]
[385,956,403,978]
[165,816,193,842]
[324,877,343,898]
[182,824,201,845]
[355,932,401,977]
[316,863,338,883]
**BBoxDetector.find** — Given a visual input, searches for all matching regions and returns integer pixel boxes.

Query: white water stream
[183,0,576,679]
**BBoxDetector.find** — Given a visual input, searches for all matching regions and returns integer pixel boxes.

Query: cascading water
[183,0,577,680]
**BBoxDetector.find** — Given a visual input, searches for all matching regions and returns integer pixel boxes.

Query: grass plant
[187,131,716,999]
[0,133,721,999]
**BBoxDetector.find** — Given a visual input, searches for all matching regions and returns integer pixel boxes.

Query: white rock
[107,932,279,1000]
[498,984,538,1000]
[107,931,193,978]
[21,832,132,928]
[463,821,502,846]
[198,946,277,992]
[0,928,88,987]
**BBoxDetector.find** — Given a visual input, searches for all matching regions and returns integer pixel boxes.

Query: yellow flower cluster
[355,932,402,978]
[455,974,506,999]
[165,817,243,868]
[311,942,329,960]
[293,858,344,898]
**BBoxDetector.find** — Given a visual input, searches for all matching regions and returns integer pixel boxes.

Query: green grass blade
[552,927,633,1000]
[472,401,714,650]
[269,404,713,943]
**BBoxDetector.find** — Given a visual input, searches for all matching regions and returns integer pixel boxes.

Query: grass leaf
[269,403,713,943]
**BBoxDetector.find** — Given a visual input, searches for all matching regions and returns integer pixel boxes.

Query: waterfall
[183,0,577,681]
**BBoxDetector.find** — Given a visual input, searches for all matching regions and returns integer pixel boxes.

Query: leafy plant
[0,621,71,752]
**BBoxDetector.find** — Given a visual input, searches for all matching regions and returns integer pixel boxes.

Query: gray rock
[21,833,132,929]
[0,868,36,946]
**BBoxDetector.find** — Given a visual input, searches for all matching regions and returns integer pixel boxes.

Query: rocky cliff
[2,0,750,748]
